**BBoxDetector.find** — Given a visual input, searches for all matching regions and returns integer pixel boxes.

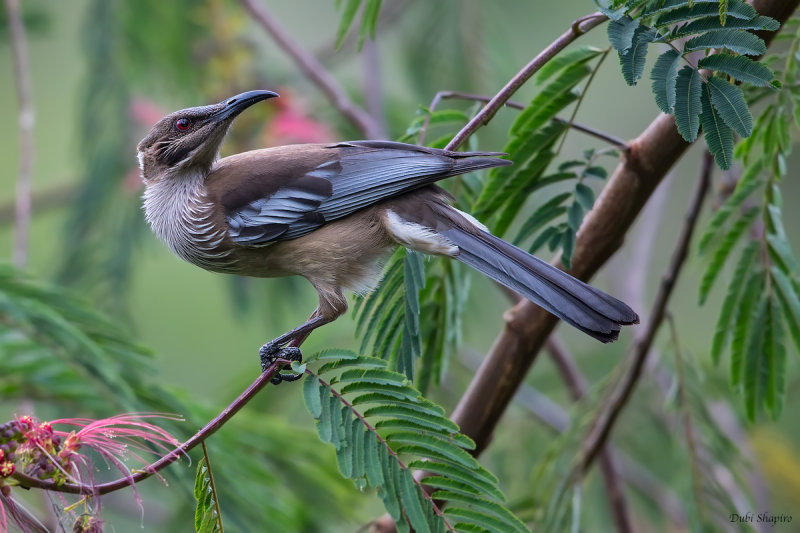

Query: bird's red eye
[175,118,192,131]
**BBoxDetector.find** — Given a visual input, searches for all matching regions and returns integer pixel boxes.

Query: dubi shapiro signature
[730,512,793,526]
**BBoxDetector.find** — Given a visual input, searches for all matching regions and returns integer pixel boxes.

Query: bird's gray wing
[217,141,509,246]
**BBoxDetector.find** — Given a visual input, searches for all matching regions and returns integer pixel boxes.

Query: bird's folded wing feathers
[211,141,510,246]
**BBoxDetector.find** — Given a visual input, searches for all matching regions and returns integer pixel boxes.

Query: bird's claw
[260,343,303,385]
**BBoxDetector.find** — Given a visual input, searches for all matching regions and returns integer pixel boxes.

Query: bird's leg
[260,311,330,384]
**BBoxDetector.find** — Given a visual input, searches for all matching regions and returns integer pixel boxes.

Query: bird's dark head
[137,90,279,181]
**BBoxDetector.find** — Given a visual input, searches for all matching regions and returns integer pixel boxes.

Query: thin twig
[420,90,629,150]
[5,0,36,268]
[546,337,633,533]
[577,151,713,474]
[553,118,630,151]
[238,0,384,139]
[444,12,607,151]
[13,359,288,495]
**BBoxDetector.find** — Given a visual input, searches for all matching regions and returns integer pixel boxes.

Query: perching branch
[238,0,385,139]
[12,359,287,495]
[4,0,36,268]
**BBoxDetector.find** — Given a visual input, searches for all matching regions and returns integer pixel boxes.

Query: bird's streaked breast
[142,169,236,272]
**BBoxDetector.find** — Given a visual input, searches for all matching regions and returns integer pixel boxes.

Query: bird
[137,90,639,378]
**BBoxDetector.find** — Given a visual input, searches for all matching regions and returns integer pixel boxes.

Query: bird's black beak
[212,90,279,121]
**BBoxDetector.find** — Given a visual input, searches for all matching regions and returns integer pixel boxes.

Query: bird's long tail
[439,223,639,342]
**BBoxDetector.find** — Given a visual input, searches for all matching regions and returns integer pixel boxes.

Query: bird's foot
[260,342,303,385]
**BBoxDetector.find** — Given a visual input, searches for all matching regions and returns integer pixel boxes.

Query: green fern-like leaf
[771,266,800,355]
[402,109,470,143]
[358,0,382,49]
[698,54,775,87]
[742,292,768,421]
[194,454,223,533]
[595,0,629,21]
[706,76,753,137]
[474,122,565,220]
[698,206,759,304]
[303,352,529,533]
[670,14,779,38]
[650,48,682,113]
[607,15,640,53]
[729,270,763,389]
[700,81,735,169]
[474,48,601,228]
[710,242,758,363]
[685,29,767,56]
[336,0,361,48]
[719,0,729,25]
[763,294,786,418]
[697,157,765,253]
[533,47,603,85]
[512,194,570,245]
[335,0,383,50]
[648,0,756,23]
[619,26,658,86]
[492,145,562,236]
[674,65,703,142]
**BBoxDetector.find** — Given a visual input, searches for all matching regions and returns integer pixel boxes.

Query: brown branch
[448,0,794,464]
[546,337,633,533]
[444,12,607,151]
[13,359,287,495]
[577,151,712,474]
[5,0,36,268]
[238,0,384,139]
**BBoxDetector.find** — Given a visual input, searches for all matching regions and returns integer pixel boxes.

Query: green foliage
[354,249,468,394]
[0,264,169,412]
[670,326,752,532]
[684,28,766,56]
[606,0,778,168]
[360,58,617,387]
[651,48,682,112]
[697,20,800,421]
[705,76,752,137]
[194,453,223,533]
[303,350,529,533]
[699,81,735,169]
[618,26,658,85]
[607,15,641,53]
[511,150,612,269]
[335,0,383,49]
[471,47,606,271]
[697,54,776,88]
[674,65,703,142]
[0,265,359,532]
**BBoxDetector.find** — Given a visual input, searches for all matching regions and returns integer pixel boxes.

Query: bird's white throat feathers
[141,165,233,269]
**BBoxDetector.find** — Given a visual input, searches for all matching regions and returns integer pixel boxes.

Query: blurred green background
[2,0,800,531]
